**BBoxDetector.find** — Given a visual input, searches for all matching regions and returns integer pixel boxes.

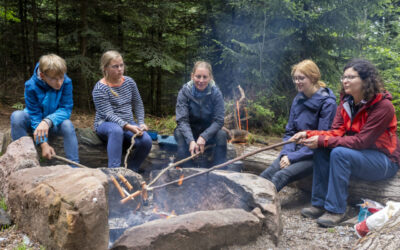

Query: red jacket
[306,91,400,164]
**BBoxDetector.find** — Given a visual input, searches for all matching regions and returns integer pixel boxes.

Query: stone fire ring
[111,168,282,249]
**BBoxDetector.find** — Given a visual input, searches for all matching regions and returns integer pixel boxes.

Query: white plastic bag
[355,201,400,238]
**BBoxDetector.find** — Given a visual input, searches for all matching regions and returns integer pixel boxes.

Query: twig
[147,140,293,191]
[53,155,88,168]
[147,144,215,187]
[124,133,139,169]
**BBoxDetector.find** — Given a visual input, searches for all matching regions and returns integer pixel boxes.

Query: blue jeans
[260,157,313,192]
[312,147,398,214]
[10,110,80,163]
[174,129,227,167]
[96,122,152,171]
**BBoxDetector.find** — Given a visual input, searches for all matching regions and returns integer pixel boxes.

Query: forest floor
[0,105,361,249]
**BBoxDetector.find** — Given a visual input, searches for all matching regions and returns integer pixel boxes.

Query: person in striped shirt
[92,50,152,171]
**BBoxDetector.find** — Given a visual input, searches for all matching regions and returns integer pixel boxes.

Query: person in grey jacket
[174,61,227,167]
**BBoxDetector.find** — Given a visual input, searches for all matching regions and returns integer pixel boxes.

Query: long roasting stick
[53,155,88,168]
[147,144,214,187]
[147,140,293,191]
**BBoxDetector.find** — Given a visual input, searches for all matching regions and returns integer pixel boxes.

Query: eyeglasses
[44,74,64,82]
[292,76,306,83]
[109,63,124,69]
[340,75,359,82]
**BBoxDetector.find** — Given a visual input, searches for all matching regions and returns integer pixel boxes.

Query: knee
[10,111,28,126]
[174,129,187,146]
[215,130,227,146]
[140,132,153,150]
[330,147,349,159]
[108,125,124,138]
[60,120,75,134]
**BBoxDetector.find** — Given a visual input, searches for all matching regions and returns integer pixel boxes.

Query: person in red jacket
[292,59,400,227]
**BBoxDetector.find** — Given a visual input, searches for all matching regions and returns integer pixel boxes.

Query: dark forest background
[1,0,400,134]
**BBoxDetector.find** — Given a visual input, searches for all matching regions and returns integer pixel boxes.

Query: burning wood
[141,181,148,202]
[120,190,141,204]
[178,174,184,186]
[111,176,126,198]
[118,174,133,191]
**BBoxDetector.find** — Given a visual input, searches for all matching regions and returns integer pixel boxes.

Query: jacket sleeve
[199,89,225,142]
[45,79,73,127]
[279,100,297,158]
[92,85,128,128]
[286,99,337,163]
[316,99,395,149]
[131,80,145,125]
[24,80,44,130]
[176,89,195,144]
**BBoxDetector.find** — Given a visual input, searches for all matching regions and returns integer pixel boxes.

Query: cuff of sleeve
[318,135,326,148]
[43,118,53,128]
[199,133,209,142]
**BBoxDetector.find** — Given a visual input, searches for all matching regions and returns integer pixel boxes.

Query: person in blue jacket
[10,54,79,164]
[175,61,227,167]
[260,59,337,191]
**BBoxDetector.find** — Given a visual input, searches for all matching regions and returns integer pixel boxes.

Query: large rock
[0,136,39,197]
[7,165,109,250]
[112,209,261,250]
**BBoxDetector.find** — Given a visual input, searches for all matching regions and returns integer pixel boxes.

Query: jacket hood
[31,63,53,91]
[341,90,393,106]
[297,87,336,112]
[181,80,217,98]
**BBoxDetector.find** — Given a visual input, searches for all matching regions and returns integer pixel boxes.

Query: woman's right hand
[189,141,200,156]
[125,124,143,136]
[290,131,307,143]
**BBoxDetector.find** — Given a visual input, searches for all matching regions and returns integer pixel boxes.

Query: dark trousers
[174,129,227,167]
[260,157,313,192]
[312,147,398,214]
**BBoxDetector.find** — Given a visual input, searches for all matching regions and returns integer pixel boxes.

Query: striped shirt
[92,76,145,130]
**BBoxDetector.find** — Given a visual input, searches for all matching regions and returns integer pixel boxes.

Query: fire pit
[107,168,281,249]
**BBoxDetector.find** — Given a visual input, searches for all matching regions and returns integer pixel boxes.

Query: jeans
[312,147,399,214]
[174,129,227,167]
[96,121,152,171]
[10,110,80,163]
[260,157,313,192]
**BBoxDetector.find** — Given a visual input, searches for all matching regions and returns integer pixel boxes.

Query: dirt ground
[0,107,361,249]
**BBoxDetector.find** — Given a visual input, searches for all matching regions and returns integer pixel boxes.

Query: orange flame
[166,210,177,219]
[178,174,184,186]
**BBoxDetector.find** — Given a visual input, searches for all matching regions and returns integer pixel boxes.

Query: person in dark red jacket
[292,59,400,227]
[260,59,337,191]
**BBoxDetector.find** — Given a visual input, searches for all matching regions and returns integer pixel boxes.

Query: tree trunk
[117,0,123,50]
[354,210,400,249]
[156,66,162,115]
[55,0,60,54]
[31,0,39,62]
[79,0,90,111]
[18,0,29,79]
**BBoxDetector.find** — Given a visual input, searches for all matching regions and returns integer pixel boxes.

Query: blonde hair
[291,59,326,87]
[191,61,213,79]
[38,54,67,76]
[100,50,123,77]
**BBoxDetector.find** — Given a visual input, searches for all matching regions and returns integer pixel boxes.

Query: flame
[175,166,182,170]
[166,210,177,219]
[178,174,184,186]
[135,202,141,211]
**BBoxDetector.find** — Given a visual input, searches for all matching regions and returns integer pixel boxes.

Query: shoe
[301,206,325,219]
[317,211,346,227]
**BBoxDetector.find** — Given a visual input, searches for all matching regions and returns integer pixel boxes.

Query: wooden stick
[147,140,293,191]
[111,176,126,198]
[118,174,133,191]
[53,155,88,168]
[120,190,141,204]
[147,144,214,187]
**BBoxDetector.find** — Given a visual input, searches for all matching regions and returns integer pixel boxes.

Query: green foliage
[12,102,25,110]
[145,115,177,135]
[0,197,7,211]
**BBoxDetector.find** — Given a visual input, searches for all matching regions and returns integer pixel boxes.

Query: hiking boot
[301,206,325,219]
[317,211,346,227]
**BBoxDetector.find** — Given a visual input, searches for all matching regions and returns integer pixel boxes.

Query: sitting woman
[92,50,152,171]
[260,59,337,192]
[293,59,400,227]
[174,61,227,167]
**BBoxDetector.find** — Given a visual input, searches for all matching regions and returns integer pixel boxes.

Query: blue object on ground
[157,135,177,146]
[147,130,158,141]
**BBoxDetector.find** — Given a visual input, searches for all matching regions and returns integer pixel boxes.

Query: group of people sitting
[10,51,227,171]
[10,51,400,228]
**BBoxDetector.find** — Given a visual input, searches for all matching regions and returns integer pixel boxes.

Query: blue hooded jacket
[280,87,337,163]
[24,63,73,134]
